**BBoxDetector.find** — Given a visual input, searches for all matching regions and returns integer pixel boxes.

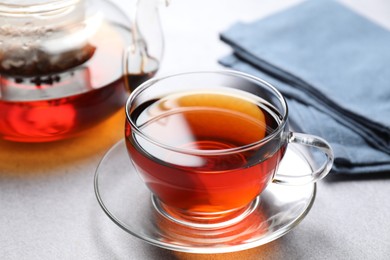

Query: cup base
[151,195,260,230]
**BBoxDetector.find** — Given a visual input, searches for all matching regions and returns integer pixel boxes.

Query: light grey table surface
[1,0,390,259]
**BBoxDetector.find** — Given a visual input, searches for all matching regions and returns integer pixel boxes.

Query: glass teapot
[0,0,165,142]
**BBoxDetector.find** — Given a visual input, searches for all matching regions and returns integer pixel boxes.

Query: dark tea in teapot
[0,0,162,142]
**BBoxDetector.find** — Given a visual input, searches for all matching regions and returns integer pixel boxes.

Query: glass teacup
[125,71,333,229]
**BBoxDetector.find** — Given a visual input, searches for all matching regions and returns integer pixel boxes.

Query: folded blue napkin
[219,0,390,174]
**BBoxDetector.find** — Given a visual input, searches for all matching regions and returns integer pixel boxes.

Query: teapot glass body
[0,0,164,142]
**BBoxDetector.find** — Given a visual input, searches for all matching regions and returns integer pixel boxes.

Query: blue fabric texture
[219,0,390,174]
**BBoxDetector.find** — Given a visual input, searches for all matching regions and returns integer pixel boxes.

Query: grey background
[1,0,390,259]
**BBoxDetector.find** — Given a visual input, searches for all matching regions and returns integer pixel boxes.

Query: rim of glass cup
[125,70,289,156]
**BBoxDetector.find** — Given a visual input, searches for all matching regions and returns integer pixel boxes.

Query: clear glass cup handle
[273,132,334,185]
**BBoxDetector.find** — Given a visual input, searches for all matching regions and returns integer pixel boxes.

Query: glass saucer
[94,140,316,254]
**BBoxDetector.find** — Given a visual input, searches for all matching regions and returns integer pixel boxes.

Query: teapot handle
[123,0,168,92]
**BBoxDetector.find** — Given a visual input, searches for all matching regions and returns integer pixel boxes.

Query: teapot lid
[0,0,84,17]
